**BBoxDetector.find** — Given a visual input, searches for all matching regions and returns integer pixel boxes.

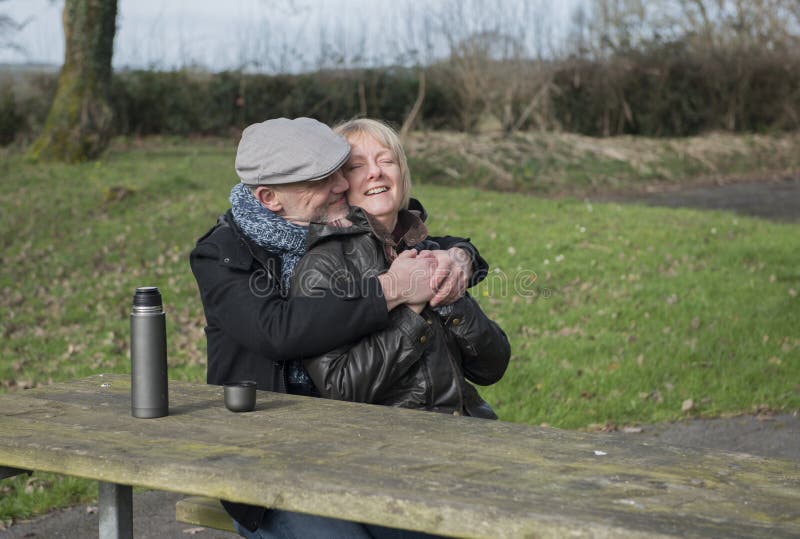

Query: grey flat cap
[235,117,350,186]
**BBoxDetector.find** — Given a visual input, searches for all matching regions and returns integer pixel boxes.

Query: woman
[290,119,509,418]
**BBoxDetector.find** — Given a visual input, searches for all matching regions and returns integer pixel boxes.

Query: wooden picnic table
[0,374,798,538]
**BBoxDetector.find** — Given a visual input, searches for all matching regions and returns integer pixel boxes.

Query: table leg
[98,481,133,539]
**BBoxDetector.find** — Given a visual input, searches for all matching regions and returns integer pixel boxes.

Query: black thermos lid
[133,286,162,307]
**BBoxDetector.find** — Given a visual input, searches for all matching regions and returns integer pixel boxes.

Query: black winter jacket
[188,200,488,531]
[291,207,510,418]
[189,210,389,393]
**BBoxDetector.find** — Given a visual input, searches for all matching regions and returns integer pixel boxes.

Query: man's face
[266,171,350,226]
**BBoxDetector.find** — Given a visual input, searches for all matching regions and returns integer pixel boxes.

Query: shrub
[0,84,22,146]
[3,44,799,145]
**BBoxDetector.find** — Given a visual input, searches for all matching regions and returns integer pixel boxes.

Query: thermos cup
[224,381,257,412]
[130,286,169,418]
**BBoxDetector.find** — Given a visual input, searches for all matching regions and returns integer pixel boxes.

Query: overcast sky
[1,0,579,72]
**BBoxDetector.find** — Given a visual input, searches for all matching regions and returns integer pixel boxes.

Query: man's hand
[378,250,437,311]
[427,247,473,307]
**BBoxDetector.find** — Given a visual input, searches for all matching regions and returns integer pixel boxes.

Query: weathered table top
[0,374,797,538]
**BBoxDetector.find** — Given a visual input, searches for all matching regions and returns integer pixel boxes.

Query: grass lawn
[0,134,798,523]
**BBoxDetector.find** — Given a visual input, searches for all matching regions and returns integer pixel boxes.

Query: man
[190,117,486,538]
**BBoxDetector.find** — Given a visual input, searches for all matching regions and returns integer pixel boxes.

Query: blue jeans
[233,509,441,539]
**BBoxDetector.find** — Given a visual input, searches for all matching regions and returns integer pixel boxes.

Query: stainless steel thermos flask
[130,286,169,418]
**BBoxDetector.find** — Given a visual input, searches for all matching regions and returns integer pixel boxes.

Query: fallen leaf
[25,477,50,493]
[587,422,617,432]
[754,404,775,418]
[622,426,644,433]
[681,399,695,412]
[642,390,663,403]
[556,326,583,337]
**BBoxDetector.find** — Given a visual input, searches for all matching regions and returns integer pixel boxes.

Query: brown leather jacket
[290,207,510,418]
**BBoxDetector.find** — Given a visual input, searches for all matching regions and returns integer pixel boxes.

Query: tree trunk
[29,0,117,162]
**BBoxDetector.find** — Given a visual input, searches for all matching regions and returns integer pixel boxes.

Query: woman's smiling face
[342,133,405,230]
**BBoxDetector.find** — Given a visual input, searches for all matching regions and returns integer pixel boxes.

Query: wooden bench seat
[175,496,236,534]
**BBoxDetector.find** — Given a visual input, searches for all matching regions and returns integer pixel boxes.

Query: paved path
[617,413,799,460]
[0,489,234,538]
[593,175,800,222]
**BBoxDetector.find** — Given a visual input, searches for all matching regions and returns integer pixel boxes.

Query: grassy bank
[407,130,800,194]
[1,133,798,523]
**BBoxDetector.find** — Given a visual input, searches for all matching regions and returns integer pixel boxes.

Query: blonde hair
[333,118,411,210]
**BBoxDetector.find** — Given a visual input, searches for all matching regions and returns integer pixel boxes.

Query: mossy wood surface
[0,375,797,538]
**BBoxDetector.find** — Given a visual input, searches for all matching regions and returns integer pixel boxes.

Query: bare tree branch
[0,1,31,53]
[400,68,425,143]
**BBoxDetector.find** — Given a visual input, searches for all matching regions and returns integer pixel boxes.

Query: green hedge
[0,72,57,146]
[108,67,447,137]
[2,45,799,146]
[551,44,800,136]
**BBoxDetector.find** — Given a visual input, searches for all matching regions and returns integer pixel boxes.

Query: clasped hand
[382,248,472,313]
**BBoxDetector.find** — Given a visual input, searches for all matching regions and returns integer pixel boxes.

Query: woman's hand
[425,248,473,307]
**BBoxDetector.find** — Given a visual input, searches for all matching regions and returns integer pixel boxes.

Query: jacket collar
[407,197,428,222]
[216,210,279,270]
[393,209,428,248]
[306,206,428,251]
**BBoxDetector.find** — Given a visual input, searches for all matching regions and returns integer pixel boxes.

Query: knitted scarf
[229,182,317,389]
[229,182,307,292]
